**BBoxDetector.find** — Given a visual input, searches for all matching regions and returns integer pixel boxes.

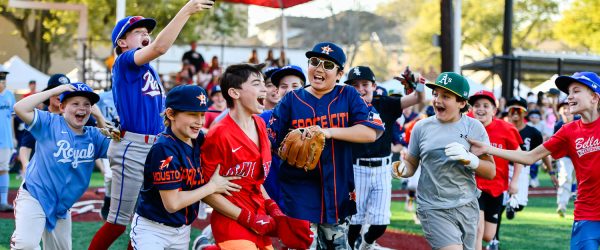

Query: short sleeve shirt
[408,115,489,210]
[0,89,16,149]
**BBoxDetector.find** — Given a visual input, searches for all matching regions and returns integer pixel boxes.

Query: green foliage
[554,0,600,53]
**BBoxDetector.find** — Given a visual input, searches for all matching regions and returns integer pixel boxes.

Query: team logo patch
[368,111,383,126]
[197,93,207,106]
[353,67,361,76]
[438,73,452,85]
[58,76,69,84]
[159,156,173,170]
[321,45,334,55]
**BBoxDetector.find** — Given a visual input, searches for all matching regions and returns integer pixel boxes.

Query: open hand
[184,0,215,14]
[208,165,241,196]
[467,138,490,156]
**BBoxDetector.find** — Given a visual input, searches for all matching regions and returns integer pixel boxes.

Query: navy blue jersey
[112,49,165,135]
[259,110,283,208]
[137,127,206,226]
[268,85,385,224]
[353,95,403,158]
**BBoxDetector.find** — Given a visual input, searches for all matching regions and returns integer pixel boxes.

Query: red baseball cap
[274,216,314,249]
[468,90,497,106]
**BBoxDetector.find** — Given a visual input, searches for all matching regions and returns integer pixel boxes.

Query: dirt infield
[1,188,432,249]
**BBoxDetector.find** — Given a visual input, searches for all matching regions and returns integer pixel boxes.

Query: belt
[120,130,158,144]
[356,156,392,168]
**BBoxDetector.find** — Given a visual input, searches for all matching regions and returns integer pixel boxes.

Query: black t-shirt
[353,95,403,158]
[181,50,205,72]
[519,125,543,152]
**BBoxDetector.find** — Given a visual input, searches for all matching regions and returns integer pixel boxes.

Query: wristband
[415,83,425,93]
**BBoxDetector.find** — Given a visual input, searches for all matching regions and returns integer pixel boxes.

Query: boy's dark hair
[220,63,266,108]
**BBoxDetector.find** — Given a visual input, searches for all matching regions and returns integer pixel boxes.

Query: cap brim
[305,52,343,69]
[506,99,526,109]
[468,95,495,106]
[61,92,100,105]
[272,69,306,87]
[555,76,579,94]
[129,18,157,34]
[426,83,466,100]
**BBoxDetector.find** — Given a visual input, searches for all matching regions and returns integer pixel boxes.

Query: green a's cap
[426,72,470,100]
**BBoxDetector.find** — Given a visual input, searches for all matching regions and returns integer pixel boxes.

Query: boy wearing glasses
[269,42,385,249]
[90,1,216,248]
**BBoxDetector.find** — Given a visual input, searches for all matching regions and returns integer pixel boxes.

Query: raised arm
[14,84,75,124]
[469,138,552,166]
[134,0,214,66]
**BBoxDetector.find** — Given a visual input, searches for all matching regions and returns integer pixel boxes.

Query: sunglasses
[308,57,338,71]
[508,107,526,115]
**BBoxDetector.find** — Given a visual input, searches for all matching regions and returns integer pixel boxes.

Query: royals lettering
[141,70,163,97]
[575,136,600,157]
[53,140,95,168]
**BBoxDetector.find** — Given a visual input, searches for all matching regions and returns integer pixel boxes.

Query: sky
[247,0,391,35]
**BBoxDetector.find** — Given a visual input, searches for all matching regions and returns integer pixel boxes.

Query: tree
[554,0,600,53]
[379,0,559,73]
[0,0,244,73]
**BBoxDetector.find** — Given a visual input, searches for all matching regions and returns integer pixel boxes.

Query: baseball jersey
[259,109,283,208]
[97,90,119,124]
[0,89,15,149]
[353,95,403,158]
[476,118,523,197]
[201,114,272,246]
[543,118,600,221]
[24,110,110,230]
[269,85,385,224]
[519,125,543,152]
[112,49,165,135]
[202,106,221,129]
[408,115,489,210]
[136,127,206,226]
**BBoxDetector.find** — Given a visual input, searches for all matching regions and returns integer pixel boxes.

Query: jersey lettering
[291,112,348,129]
[153,170,181,183]
[181,167,205,186]
[141,70,162,97]
[225,162,256,177]
[575,136,600,157]
[53,140,95,168]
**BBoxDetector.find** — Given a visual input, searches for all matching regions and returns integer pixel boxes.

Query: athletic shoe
[0,203,14,212]
[557,206,566,218]
[506,205,515,220]
[358,241,374,250]
[529,177,540,188]
[192,235,211,250]
[413,213,421,225]
[405,197,415,212]
[486,239,499,250]
[354,235,363,249]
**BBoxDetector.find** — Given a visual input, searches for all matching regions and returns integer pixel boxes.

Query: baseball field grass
[1,172,573,249]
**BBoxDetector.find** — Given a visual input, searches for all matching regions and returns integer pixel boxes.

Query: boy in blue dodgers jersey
[131,85,241,249]
[0,69,16,212]
[395,72,496,250]
[10,83,110,249]
[345,66,425,249]
[90,1,216,248]
[269,42,385,249]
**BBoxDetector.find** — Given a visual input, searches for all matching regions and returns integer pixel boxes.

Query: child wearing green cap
[395,72,496,250]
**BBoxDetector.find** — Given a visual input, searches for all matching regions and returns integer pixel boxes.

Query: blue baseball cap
[263,66,280,80]
[305,42,346,69]
[375,86,388,96]
[166,85,209,112]
[210,85,222,97]
[60,83,100,105]
[112,16,157,48]
[555,72,600,94]
[271,65,306,88]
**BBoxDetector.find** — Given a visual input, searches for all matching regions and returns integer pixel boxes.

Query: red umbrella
[219,0,313,9]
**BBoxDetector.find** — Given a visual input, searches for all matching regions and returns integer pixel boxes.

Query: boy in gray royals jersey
[396,72,496,250]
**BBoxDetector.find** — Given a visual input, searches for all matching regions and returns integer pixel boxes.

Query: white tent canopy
[532,74,559,93]
[3,56,50,92]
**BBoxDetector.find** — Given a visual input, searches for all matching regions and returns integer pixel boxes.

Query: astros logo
[159,156,173,170]
[197,93,207,106]
[321,45,334,55]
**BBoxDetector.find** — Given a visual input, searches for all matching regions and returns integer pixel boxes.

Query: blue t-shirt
[137,127,206,226]
[0,89,16,149]
[24,110,110,230]
[112,49,165,135]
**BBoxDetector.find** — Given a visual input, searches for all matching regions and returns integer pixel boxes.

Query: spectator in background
[248,49,259,64]
[181,41,205,74]
[23,80,37,98]
[275,50,290,67]
[203,85,226,130]
[0,69,16,212]
[265,49,277,67]
[207,56,222,91]
[196,62,212,88]
[178,60,196,84]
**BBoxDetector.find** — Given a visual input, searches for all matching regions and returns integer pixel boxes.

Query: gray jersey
[408,115,489,210]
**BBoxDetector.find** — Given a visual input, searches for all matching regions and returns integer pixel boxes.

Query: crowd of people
[1,1,599,250]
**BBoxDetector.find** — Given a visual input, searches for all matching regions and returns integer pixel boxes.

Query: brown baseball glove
[100,123,121,142]
[278,125,326,171]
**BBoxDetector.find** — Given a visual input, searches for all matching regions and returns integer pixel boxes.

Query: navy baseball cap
[305,42,346,69]
[112,16,157,48]
[60,83,100,105]
[555,72,600,95]
[210,85,222,97]
[345,66,376,84]
[263,66,280,80]
[44,74,70,91]
[271,65,306,88]
[166,85,209,112]
[375,86,388,96]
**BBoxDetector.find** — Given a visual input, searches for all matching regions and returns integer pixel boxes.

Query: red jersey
[201,114,272,246]
[543,118,600,221]
[476,118,523,197]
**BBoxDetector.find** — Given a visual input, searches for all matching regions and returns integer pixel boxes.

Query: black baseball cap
[506,97,527,109]
[44,74,71,105]
[344,66,376,84]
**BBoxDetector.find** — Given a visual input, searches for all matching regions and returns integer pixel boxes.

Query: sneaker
[404,198,415,212]
[413,213,421,225]
[192,235,211,250]
[529,177,540,188]
[486,239,499,250]
[354,235,363,249]
[0,203,14,212]
[358,240,374,250]
[506,205,515,220]
[557,206,566,218]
